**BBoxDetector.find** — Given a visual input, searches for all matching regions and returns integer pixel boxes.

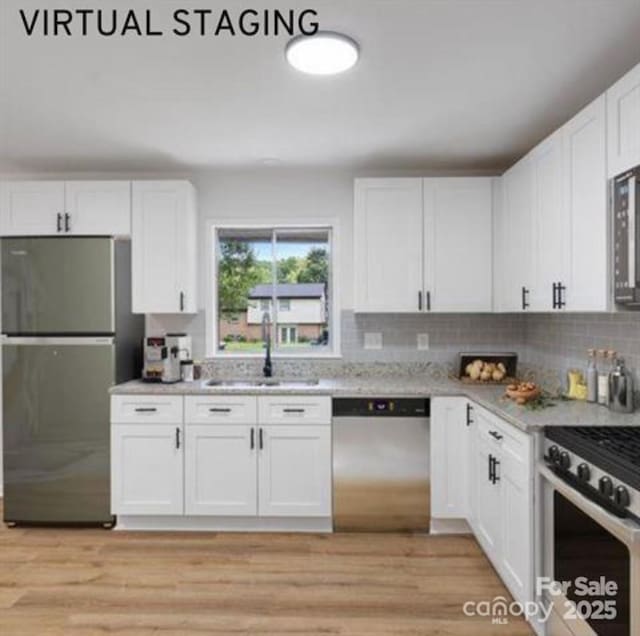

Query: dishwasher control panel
[332,397,430,417]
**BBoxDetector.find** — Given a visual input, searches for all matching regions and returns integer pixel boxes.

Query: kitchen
[2,1,640,635]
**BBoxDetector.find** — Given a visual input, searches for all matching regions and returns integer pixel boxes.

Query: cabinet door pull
[418,291,423,311]
[180,291,185,312]
[64,213,70,233]
[521,286,530,310]
[250,427,255,450]
[552,283,558,309]
[557,282,566,309]
[175,427,181,449]
[492,457,501,484]
[466,403,473,427]
[283,408,305,414]
[488,454,494,482]
[134,407,157,413]
[56,213,62,233]
[489,430,503,441]
[209,407,232,413]
[259,428,264,450]
[426,291,431,312]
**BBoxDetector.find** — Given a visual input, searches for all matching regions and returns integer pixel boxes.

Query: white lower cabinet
[111,423,184,515]
[111,394,332,526]
[430,397,471,519]
[472,431,502,555]
[185,424,257,516]
[431,398,534,609]
[258,425,332,517]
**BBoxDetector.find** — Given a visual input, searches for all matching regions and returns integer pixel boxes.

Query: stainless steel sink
[204,378,319,388]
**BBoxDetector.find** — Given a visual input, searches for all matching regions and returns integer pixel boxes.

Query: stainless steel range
[540,427,640,636]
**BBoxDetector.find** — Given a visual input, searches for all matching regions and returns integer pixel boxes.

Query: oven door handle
[628,174,637,289]
[539,463,640,547]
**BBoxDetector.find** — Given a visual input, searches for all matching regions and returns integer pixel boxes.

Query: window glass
[216,227,331,354]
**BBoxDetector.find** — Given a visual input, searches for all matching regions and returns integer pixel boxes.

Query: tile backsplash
[522,313,640,390]
[148,309,640,388]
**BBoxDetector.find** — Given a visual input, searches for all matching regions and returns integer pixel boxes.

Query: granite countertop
[111,376,640,434]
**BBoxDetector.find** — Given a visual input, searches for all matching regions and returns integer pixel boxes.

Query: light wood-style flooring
[0,504,532,635]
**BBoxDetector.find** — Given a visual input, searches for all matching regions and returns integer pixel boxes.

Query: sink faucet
[261,311,273,377]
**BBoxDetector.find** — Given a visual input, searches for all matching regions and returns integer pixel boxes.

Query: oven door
[540,464,640,636]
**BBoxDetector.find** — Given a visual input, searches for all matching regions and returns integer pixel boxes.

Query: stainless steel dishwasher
[332,397,430,532]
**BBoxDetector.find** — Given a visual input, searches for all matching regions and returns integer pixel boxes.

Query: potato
[492,369,505,381]
[480,369,492,381]
[497,362,506,373]
[472,359,483,367]
[465,363,474,376]
[469,366,481,381]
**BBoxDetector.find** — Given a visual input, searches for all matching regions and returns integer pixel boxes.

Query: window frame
[208,219,341,359]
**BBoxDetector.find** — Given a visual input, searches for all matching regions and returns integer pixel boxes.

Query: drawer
[111,394,183,424]
[258,395,331,425]
[475,404,529,461]
[185,395,257,424]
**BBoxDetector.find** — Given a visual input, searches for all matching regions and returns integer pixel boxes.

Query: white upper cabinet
[500,156,534,312]
[530,130,567,311]
[354,178,424,313]
[564,95,609,311]
[354,177,493,313]
[423,178,493,312]
[607,62,640,178]
[65,181,131,236]
[132,180,198,314]
[0,180,131,236]
[496,95,608,313]
[0,181,65,235]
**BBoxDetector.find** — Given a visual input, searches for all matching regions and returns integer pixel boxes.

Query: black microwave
[614,166,640,305]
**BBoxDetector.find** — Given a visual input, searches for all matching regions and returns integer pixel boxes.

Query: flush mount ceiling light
[285,32,359,75]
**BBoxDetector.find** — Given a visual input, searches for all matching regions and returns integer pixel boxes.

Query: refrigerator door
[2,338,115,524]
[1,237,114,335]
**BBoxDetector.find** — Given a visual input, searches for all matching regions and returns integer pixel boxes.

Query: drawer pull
[259,428,264,450]
[283,408,305,414]
[134,407,158,413]
[209,407,232,413]
[250,427,255,450]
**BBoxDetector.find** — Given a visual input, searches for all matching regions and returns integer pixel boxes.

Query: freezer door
[2,339,115,523]
[1,237,114,334]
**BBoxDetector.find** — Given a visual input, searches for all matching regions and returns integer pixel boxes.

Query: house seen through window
[216,228,331,354]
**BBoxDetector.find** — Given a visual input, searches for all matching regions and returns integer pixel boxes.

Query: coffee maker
[142,334,192,383]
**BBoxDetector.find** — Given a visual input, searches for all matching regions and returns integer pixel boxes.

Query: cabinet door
[111,424,183,515]
[0,181,65,236]
[131,181,197,314]
[430,397,470,519]
[499,436,533,605]
[472,431,501,559]
[65,181,131,236]
[185,425,257,516]
[354,179,424,312]
[502,157,534,311]
[258,425,331,517]
[423,178,493,312]
[530,130,567,311]
[607,62,640,178]
[563,95,609,311]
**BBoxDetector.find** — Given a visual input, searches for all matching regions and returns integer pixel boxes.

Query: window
[215,227,332,355]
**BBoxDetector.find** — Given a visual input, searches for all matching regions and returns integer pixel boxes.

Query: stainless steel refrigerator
[2,237,143,525]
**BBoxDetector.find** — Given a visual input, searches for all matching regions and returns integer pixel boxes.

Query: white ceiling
[1,0,640,174]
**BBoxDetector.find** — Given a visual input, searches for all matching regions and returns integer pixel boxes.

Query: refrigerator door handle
[1,336,115,345]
